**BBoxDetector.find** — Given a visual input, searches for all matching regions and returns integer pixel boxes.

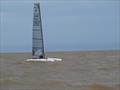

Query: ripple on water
[0,78,21,85]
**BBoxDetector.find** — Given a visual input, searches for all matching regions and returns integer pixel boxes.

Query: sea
[0,51,120,90]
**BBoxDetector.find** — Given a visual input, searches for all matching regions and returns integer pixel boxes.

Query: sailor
[39,55,43,59]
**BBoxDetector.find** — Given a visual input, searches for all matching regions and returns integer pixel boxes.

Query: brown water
[0,51,120,90]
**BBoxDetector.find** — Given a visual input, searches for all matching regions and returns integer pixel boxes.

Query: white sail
[32,3,45,59]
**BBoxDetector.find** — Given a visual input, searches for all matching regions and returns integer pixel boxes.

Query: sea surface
[0,51,120,90]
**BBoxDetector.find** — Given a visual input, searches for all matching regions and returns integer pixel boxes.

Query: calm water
[0,51,120,90]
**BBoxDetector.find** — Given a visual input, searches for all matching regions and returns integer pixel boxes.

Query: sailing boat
[26,3,62,62]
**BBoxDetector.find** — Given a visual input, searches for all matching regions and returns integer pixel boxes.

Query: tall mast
[32,3,45,58]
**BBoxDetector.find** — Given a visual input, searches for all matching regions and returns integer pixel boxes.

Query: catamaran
[26,3,62,62]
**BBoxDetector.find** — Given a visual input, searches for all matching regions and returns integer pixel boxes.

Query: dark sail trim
[38,3,45,58]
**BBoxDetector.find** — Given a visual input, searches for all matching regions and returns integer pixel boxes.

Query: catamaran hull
[26,58,62,62]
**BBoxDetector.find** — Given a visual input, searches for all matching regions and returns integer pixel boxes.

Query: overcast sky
[0,0,120,52]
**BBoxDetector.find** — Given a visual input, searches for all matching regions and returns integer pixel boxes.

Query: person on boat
[39,55,44,59]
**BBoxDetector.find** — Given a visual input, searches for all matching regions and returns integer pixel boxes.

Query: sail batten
[32,3,45,59]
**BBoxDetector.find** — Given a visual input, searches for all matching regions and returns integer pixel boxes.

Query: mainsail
[32,3,45,59]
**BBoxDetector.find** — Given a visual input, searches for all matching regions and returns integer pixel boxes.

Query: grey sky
[0,0,120,52]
